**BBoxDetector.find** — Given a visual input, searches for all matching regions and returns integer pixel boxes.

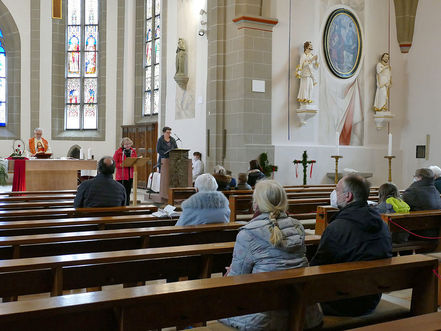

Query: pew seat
[0,254,435,331]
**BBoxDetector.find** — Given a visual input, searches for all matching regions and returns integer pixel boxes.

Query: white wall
[400,0,441,187]
[272,0,405,187]
[164,0,208,164]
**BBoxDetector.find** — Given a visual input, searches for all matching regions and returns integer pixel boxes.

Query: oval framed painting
[323,8,362,79]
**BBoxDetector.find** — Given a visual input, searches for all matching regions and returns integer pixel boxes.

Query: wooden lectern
[159,149,192,201]
[122,157,150,206]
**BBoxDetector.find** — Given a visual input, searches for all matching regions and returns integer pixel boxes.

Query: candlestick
[331,155,343,184]
[387,133,392,156]
[384,156,395,182]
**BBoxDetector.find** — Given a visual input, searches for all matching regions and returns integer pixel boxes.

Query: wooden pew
[0,214,180,237]
[0,242,234,300]
[168,186,342,207]
[0,194,76,202]
[0,223,245,259]
[0,205,158,221]
[0,235,321,301]
[0,254,435,331]
[0,190,77,196]
[350,311,441,330]
[0,200,75,210]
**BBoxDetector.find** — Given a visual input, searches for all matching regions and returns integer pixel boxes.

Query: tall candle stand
[331,155,343,184]
[384,156,395,182]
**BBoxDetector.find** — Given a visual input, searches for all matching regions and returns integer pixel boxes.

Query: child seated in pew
[236,173,251,190]
[375,183,410,243]
[219,180,322,330]
[175,174,230,226]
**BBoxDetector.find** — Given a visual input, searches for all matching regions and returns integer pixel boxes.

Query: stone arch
[0,0,21,139]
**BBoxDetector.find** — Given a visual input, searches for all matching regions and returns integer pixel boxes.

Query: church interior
[0,0,440,330]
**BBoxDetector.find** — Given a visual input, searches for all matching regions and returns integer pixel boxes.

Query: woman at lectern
[113,137,137,205]
[156,126,178,171]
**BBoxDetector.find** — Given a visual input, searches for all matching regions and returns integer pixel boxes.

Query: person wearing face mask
[192,151,204,182]
[402,168,441,240]
[311,174,392,317]
[113,137,137,206]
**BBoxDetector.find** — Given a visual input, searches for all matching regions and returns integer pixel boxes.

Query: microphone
[173,133,182,143]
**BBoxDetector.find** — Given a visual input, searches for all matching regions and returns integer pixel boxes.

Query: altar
[8,159,97,191]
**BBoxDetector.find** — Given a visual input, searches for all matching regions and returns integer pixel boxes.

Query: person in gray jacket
[175,174,230,226]
[219,180,322,330]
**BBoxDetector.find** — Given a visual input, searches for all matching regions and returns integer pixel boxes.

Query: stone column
[206,0,277,175]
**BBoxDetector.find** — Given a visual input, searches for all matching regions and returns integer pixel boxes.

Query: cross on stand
[293,151,316,185]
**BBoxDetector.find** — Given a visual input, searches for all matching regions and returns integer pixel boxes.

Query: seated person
[429,165,441,194]
[375,182,410,243]
[247,159,265,187]
[219,180,322,330]
[403,168,441,211]
[311,175,392,317]
[403,168,441,238]
[176,173,230,226]
[236,173,252,190]
[74,157,126,208]
[226,170,236,189]
[192,151,204,182]
[375,183,410,214]
[212,165,232,191]
[29,127,51,156]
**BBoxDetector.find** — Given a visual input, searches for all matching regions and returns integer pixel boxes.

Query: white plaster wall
[272,0,405,187]
[400,0,441,187]
[164,0,208,164]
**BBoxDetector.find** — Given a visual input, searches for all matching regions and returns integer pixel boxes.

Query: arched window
[144,0,160,116]
[0,29,6,127]
[65,0,99,130]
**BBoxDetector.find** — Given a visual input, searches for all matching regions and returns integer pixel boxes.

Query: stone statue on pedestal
[373,53,391,112]
[174,38,189,89]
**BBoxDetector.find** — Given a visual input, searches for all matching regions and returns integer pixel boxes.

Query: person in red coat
[113,137,137,205]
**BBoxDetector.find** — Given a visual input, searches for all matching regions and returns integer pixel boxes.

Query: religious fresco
[323,8,362,79]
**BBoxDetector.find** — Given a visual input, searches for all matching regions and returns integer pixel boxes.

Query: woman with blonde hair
[220,180,322,330]
[113,137,137,205]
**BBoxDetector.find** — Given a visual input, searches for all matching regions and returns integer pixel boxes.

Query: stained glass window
[144,0,160,116]
[0,31,6,127]
[66,0,99,130]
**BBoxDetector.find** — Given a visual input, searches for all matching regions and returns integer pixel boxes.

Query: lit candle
[336,131,340,155]
[388,133,392,156]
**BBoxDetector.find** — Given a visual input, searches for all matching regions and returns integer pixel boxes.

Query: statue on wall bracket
[174,38,189,89]
[373,52,394,130]
[296,41,319,126]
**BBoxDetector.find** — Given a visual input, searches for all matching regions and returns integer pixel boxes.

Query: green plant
[0,163,8,186]
[259,153,278,177]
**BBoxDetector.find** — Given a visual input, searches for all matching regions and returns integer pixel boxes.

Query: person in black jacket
[156,126,178,171]
[402,168,441,239]
[74,157,126,208]
[310,174,392,317]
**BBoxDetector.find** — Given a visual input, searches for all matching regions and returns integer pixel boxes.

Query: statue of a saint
[296,41,319,108]
[175,38,186,76]
[373,53,391,112]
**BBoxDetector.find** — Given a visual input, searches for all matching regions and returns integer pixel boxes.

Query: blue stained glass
[0,103,5,126]
[155,16,160,38]
[0,29,3,38]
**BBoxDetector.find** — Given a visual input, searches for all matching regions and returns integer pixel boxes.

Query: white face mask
[330,190,338,208]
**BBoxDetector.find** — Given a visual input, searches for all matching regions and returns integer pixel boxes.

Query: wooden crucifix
[293,150,316,185]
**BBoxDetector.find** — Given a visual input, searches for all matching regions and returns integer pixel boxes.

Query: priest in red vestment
[28,128,51,156]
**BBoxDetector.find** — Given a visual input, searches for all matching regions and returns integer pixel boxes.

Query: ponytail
[269,208,284,247]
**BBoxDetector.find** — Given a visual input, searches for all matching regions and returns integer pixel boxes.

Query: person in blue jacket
[175,173,230,226]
